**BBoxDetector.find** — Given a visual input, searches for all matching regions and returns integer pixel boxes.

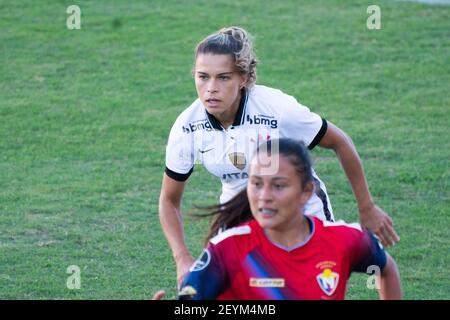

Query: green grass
[0,0,448,299]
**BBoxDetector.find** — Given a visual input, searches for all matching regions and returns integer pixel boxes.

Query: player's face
[194,53,247,126]
[247,153,313,232]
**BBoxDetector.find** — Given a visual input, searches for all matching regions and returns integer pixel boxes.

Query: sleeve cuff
[165,166,193,182]
[308,118,327,150]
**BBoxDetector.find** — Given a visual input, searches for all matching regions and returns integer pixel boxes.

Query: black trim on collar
[233,88,248,126]
[308,118,328,150]
[205,111,223,131]
[205,89,248,131]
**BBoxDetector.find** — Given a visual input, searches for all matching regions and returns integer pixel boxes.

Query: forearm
[321,122,399,246]
[159,198,190,262]
[332,133,374,213]
[379,255,402,299]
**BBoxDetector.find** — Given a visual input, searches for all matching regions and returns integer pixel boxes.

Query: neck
[216,90,242,129]
[265,214,311,249]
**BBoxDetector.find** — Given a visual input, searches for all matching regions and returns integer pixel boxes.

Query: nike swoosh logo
[199,148,214,154]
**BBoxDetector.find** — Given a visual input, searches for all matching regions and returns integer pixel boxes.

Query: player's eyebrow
[270,176,289,182]
[196,71,233,76]
[250,175,289,181]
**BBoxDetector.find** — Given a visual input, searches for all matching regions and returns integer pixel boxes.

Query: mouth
[206,98,222,107]
[259,208,277,218]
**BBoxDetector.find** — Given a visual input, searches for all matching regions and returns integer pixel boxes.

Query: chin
[256,217,278,230]
[205,106,223,115]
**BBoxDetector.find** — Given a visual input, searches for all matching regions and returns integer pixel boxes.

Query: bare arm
[159,173,195,284]
[319,121,400,247]
[379,253,402,299]
[152,290,165,300]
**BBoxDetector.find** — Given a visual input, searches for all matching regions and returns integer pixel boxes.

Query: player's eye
[274,184,285,190]
[219,75,230,80]
[251,180,262,188]
[198,74,208,80]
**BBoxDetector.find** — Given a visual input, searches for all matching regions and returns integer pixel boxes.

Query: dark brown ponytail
[194,188,253,245]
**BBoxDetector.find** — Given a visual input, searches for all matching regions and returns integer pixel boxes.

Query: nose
[207,79,218,93]
[258,184,273,202]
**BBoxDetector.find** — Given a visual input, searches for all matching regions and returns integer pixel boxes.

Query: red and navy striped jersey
[178,216,386,300]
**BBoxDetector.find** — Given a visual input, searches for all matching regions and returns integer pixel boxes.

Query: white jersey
[165,85,334,221]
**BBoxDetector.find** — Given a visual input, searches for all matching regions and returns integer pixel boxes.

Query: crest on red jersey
[316,268,339,296]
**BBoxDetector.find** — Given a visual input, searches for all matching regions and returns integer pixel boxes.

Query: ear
[239,74,249,90]
[300,181,314,204]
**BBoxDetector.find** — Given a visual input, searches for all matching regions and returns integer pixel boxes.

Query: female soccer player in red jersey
[174,139,402,300]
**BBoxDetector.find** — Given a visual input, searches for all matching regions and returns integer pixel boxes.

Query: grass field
[0,0,449,299]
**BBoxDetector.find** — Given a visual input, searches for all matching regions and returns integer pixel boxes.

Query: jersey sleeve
[165,120,194,181]
[350,229,387,273]
[279,92,327,150]
[178,244,228,300]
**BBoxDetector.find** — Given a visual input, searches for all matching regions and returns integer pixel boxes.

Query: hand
[152,290,165,300]
[359,204,400,247]
[176,254,195,287]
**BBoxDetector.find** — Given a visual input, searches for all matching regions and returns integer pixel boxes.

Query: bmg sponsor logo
[182,120,212,133]
[246,115,278,129]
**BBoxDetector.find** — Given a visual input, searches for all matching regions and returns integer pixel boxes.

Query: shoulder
[209,220,261,245]
[248,85,309,118]
[209,223,253,246]
[321,219,363,231]
[314,217,364,241]
[170,99,203,126]
[167,99,216,140]
[249,84,294,102]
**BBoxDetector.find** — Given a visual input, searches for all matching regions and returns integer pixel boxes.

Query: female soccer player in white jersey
[159,26,400,284]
